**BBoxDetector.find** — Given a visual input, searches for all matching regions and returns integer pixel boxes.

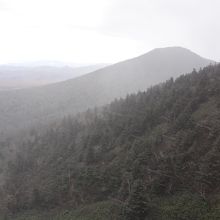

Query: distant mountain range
[0,64,108,90]
[0,47,214,137]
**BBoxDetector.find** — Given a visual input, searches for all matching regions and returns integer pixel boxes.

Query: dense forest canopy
[1,64,220,219]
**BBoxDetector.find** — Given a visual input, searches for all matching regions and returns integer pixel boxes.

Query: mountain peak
[0,47,214,137]
[143,46,208,60]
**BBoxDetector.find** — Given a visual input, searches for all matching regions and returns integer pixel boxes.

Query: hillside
[0,47,213,137]
[1,64,220,219]
[0,64,107,90]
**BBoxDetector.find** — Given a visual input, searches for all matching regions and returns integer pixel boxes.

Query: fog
[1,1,220,220]
[0,0,220,64]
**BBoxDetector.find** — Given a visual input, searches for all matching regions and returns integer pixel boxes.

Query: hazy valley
[0,47,213,138]
[0,44,220,220]
[0,64,107,90]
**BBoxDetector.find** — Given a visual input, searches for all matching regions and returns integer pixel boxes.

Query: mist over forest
[0,1,220,220]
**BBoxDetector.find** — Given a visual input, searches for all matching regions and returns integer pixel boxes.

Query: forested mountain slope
[1,64,220,220]
[0,47,213,137]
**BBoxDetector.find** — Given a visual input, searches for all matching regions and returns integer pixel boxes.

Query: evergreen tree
[125,180,148,220]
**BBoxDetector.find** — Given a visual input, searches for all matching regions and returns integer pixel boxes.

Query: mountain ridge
[0,47,214,137]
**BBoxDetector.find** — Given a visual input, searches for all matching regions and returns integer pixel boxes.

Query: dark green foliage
[158,193,209,220]
[0,200,124,220]
[125,180,149,220]
[1,64,220,219]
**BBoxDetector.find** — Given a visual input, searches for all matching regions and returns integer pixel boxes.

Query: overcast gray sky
[0,0,219,64]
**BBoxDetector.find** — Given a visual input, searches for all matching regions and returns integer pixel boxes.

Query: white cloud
[0,0,219,64]
[100,0,220,61]
[3,0,109,28]
[0,0,140,63]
